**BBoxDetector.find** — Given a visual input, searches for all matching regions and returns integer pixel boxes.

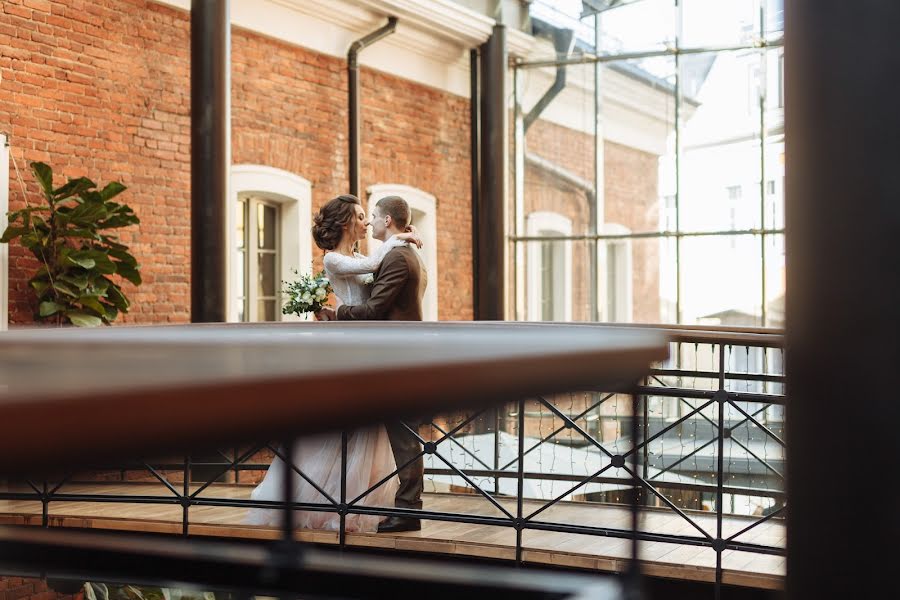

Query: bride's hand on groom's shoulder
[399,226,423,249]
[315,307,336,321]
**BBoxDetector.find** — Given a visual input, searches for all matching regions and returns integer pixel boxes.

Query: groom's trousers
[384,420,424,509]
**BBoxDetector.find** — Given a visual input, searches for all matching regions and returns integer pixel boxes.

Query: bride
[245,194,422,533]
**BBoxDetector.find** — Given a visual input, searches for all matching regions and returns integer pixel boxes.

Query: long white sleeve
[322,236,406,276]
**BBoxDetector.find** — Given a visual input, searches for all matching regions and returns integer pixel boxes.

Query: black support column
[786,2,900,597]
[190,0,230,323]
[476,25,507,321]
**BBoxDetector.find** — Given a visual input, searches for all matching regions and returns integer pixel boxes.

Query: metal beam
[786,1,900,597]
[190,0,230,323]
[476,25,508,320]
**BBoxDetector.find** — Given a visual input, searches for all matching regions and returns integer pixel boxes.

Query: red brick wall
[0,576,78,600]
[0,0,473,324]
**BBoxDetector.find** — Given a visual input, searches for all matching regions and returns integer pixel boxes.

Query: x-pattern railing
[1,329,786,597]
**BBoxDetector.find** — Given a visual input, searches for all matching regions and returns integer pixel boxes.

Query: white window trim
[526,211,573,322]
[601,222,633,323]
[1,134,8,330]
[230,165,312,323]
[366,183,438,321]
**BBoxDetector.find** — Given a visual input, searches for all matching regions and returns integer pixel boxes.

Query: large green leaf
[66,255,96,269]
[100,181,127,201]
[83,251,116,274]
[0,226,29,243]
[79,190,103,204]
[53,177,95,202]
[106,284,130,311]
[78,295,106,316]
[98,212,140,229]
[52,280,80,298]
[64,228,101,240]
[107,247,138,265]
[29,279,50,296]
[103,303,119,322]
[68,202,109,225]
[100,236,128,250]
[59,272,90,290]
[39,301,61,317]
[30,162,54,199]
[115,262,142,285]
[66,311,103,328]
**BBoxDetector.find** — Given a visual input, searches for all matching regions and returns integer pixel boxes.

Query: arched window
[230,165,312,322]
[601,223,633,323]
[526,211,573,322]
[366,184,438,321]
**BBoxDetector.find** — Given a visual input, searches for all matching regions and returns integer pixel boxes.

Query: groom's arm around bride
[317,195,427,533]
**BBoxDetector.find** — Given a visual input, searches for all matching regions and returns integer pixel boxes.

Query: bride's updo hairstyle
[312,194,361,250]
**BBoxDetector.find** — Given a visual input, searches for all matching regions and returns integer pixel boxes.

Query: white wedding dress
[245,236,407,532]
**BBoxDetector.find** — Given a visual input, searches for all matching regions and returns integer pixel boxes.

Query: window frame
[230,165,312,322]
[366,184,439,321]
[526,211,573,322]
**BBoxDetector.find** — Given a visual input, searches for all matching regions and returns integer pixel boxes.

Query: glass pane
[681,0,759,49]
[765,0,784,40]
[236,198,246,249]
[676,48,763,233]
[258,300,276,322]
[237,298,246,323]
[763,232,785,328]
[234,249,246,315]
[681,234,763,326]
[521,57,675,239]
[524,239,568,321]
[257,253,276,297]
[257,204,277,250]
[596,0,675,54]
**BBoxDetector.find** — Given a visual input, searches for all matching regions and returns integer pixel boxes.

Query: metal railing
[1,325,785,596]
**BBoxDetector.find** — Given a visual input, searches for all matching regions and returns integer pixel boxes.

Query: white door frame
[1,134,9,330]
[230,165,312,322]
[367,184,438,321]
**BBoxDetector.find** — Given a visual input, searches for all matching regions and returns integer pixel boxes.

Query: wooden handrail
[0,321,668,476]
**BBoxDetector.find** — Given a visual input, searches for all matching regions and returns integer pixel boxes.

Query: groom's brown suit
[337,244,427,511]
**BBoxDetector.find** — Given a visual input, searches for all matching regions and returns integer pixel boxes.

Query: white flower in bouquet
[281,269,333,317]
[363,273,375,286]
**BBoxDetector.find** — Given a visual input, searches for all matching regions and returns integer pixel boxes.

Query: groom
[318,195,427,533]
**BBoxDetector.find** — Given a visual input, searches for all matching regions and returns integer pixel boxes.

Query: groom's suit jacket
[336,244,426,321]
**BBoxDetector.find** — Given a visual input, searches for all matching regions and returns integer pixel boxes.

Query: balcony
[1,323,783,597]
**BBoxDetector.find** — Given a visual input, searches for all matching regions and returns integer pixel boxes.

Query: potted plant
[1,161,141,326]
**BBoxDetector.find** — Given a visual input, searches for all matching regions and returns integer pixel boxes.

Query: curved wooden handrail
[0,321,668,476]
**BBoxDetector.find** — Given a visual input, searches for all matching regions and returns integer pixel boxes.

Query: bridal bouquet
[282,269,332,316]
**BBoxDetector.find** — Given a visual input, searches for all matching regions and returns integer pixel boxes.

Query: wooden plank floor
[1,482,784,590]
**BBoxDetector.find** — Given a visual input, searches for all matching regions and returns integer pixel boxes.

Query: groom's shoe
[377,516,421,533]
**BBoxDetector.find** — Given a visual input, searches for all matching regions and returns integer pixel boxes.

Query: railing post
[515,398,525,565]
[339,430,348,548]
[182,455,190,537]
[642,379,650,498]
[281,439,295,541]
[41,480,48,528]
[715,344,726,599]
[493,406,501,495]
[627,390,642,598]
